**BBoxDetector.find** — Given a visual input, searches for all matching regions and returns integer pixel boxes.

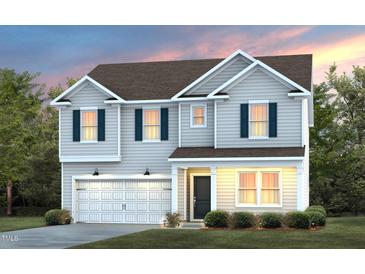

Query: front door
[193,176,211,219]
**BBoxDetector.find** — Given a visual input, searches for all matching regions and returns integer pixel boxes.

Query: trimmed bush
[165,212,182,228]
[260,213,283,228]
[305,205,327,217]
[230,212,255,229]
[204,210,229,228]
[45,209,72,226]
[307,211,326,226]
[286,211,310,229]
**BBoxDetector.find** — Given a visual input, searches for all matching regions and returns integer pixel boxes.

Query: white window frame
[80,107,98,143]
[190,103,207,128]
[235,168,282,208]
[248,100,269,140]
[142,107,161,142]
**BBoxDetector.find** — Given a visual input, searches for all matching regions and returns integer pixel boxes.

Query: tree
[0,69,42,215]
[310,65,365,214]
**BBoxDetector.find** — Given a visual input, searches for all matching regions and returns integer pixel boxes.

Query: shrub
[230,212,255,229]
[306,211,326,226]
[286,211,310,229]
[305,205,327,217]
[45,209,72,226]
[165,212,182,228]
[260,213,283,228]
[204,210,229,228]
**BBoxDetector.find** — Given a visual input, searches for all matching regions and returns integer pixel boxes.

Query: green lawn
[73,217,365,249]
[0,217,45,232]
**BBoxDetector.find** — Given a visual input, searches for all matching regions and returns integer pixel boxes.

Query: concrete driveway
[0,223,158,249]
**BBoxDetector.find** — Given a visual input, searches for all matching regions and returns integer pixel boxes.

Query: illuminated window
[238,173,257,204]
[143,109,160,141]
[191,105,206,127]
[237,170,281,206]
[261,173,280,204]
[81,110,97,141]
[249,103,268,138]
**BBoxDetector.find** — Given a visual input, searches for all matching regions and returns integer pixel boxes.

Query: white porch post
[171,166,178,213]
[296,163,304,211]
[210,166,217,211]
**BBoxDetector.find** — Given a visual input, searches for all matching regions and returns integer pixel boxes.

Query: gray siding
[186,56,250,95]
[60,82,119,157]
[62,103,178,210]
[180,101,214,147]
[217,69,302,148]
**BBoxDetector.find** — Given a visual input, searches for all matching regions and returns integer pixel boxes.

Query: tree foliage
[310,65,365,214]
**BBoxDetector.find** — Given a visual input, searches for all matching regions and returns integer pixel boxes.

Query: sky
[1,25,365,89]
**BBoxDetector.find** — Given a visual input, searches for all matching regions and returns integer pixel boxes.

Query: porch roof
[169,146,305,159]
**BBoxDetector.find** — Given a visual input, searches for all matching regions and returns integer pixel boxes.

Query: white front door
[74,179,171,224]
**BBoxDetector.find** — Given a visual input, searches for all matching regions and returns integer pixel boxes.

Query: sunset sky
[1,25,365,89]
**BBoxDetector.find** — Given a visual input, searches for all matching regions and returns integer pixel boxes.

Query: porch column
[296,163,304,211]
[171,166,178,213]
[210,166,217,211]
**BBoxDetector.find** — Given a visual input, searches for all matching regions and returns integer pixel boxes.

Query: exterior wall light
[144,168,150,176]
[93,168,99,176]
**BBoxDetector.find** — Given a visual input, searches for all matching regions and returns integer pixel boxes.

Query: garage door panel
[75,179,171,224]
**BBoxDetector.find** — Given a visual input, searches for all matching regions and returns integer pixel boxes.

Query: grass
[0,217,46,232]
[73,217,365,249]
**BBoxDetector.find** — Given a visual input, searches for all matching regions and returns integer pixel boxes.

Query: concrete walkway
[0,223,158,249]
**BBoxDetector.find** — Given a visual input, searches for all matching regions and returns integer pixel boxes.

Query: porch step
[180,222,205,229]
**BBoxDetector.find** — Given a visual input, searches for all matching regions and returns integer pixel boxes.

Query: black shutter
[269,102,277,137]
[135,109,143,141]
[73,110,80,142]
[240,104,248,138]
[98,109,105,141]
[161,108,169,141]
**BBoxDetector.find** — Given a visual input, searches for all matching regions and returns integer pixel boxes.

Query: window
[191,104,206,127]
[143,109,160,141]
[261,172,280,204]
[249,102,268,138]
[81,110,97,141]
[237,170,281,206]
[238,173,257,204]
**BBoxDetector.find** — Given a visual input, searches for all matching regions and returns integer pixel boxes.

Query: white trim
[249,101,269,139]
[207,62,259,98]
[117,105,121,158]
[171,166,178,213]
[178,103,181,147]
[80,108,98,143]
[72,174,172,181]
[61,162,64,209]
[210,166,217,211]
[125,99,172,104]
[288,92,310,97]
[235,168,283,208]
[190,172,211,221]
[172,49,256,100]
[214,100,217,148]
[50,75,125,106]
[183,169,187,220]
[142,108,161,142]
[54,101,72,106]
[58,108,61,158]
[60,156,121,162]
[190,103,207,128]
[301,98,308,147]
[207,60,311,98]
[169,156,304,162]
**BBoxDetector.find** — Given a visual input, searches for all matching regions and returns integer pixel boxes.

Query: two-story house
[51,50,313,224]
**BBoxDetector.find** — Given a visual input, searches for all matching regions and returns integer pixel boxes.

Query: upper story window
[191,104,207,128]
[143,109,160,141]
[249,101,268,138]
[237,170,281,207]
[81,110,97,142]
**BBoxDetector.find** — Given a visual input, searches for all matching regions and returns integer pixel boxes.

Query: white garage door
[74,179,171,224]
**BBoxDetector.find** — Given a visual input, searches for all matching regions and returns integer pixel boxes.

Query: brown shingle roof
[169,147,305,159]
[88,54,312,100]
